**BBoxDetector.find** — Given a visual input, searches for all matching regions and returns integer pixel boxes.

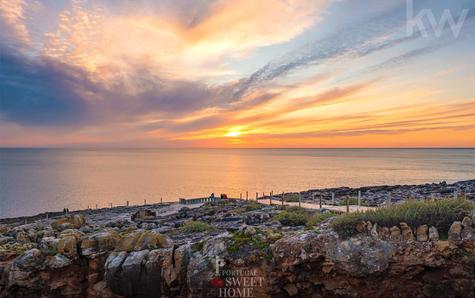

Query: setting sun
[225,131,241,138]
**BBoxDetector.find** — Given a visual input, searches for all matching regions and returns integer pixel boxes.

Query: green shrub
[306,212,338,228]
[181,221,214,233]
[285,206,306,213]
[274,211,307,226]
[332,199,474,238]
[191,240,205,252]
[245,201,264,211]
[283,193,300,202]
[227,232,267,254]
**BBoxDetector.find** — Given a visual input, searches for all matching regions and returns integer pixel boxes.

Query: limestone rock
[106,249,164,298]
[115,233,138,252]
[186,253,213,296]
[162,245,190,289]
[45,254,71,269]
[272,231,325,271]
[131,209,156,222]
[51,214,86,231]
[462,216,473,228]
[39,236,59,255]
[366,221,373,232]
[16,231,30,244]
[0,236,13,245]
[8,249,45,288]
[13,248,45,270]
[134,231,170,251]
[378,227,389,240]
[57,235,77,258]
[81,230,120,256]
[202,232,233,259]
[59,229,85,241]
[429,226,439,241]
[370,223,379,238]
[115,230,171,252]
[400,223,414,241]
[448,221,462,241]
[326,235,396,276]
[0,225,9,235]
[416,225,429,242]
[355,221,366,233]
[389,226,401,241]
[461,217,474,241]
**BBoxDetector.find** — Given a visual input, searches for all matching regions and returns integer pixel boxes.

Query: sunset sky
[1,0,474,148]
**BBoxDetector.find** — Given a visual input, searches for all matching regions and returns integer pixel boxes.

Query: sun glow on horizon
[225,131,241,138]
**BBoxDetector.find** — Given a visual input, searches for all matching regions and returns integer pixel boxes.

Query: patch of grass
[191,240,205,253]
[233,201,265,214]
[274,211,307,226]
[306,212,338,228]
[245,201,263,211]
[181,220,215,233]
[227,232,268,254]
[274,207,338,227]
[285,206,306,213]
[283,193,300,202]
[332,199,474,238]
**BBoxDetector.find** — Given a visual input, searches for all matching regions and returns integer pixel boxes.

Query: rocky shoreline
[1,180,475,297]
[2,180,474,225]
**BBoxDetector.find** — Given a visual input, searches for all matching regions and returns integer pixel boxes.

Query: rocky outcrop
[51,215,86,231]
[0,199,474,297]
[80,230,120,256]
[131,209,156,222]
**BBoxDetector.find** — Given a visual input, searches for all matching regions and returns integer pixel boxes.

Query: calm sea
[1,148,474,218]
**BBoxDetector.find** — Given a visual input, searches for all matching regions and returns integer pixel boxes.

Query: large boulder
[416,225,429,242]
[131,209,156,222]
[51,214,86,231]
[115,230,171,252]
[326,235,396,276]
[8,249,46,288]
[273,231,326,271]
[461,217,473,241]
[45,254,71,269]
[39,236,59,255]
[429,226,439,241]
[448,221,462,241]
[15,231,30,245]
[162,245,190,288]
[57,236,77,258]
[389,226,401,241]
[400,223,414,241]
[81,230,120,256]
[106,250,163,298]
[13,248,45,271]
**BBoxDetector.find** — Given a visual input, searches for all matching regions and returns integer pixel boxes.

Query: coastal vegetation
[274,207,338,228]
[274,210,307,226]
[332,198,474,238]
[180,220,215,233]
[283,193,300,202]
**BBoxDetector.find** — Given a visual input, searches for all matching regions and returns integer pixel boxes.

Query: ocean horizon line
[1,147,475,150]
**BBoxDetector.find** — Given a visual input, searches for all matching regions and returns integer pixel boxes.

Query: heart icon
[210,277,225,288]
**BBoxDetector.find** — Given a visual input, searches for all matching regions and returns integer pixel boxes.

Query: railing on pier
[179,197,219,205]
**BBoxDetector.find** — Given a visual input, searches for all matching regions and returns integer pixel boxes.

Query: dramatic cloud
[0,48,90,126]
[0,0,474,147]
